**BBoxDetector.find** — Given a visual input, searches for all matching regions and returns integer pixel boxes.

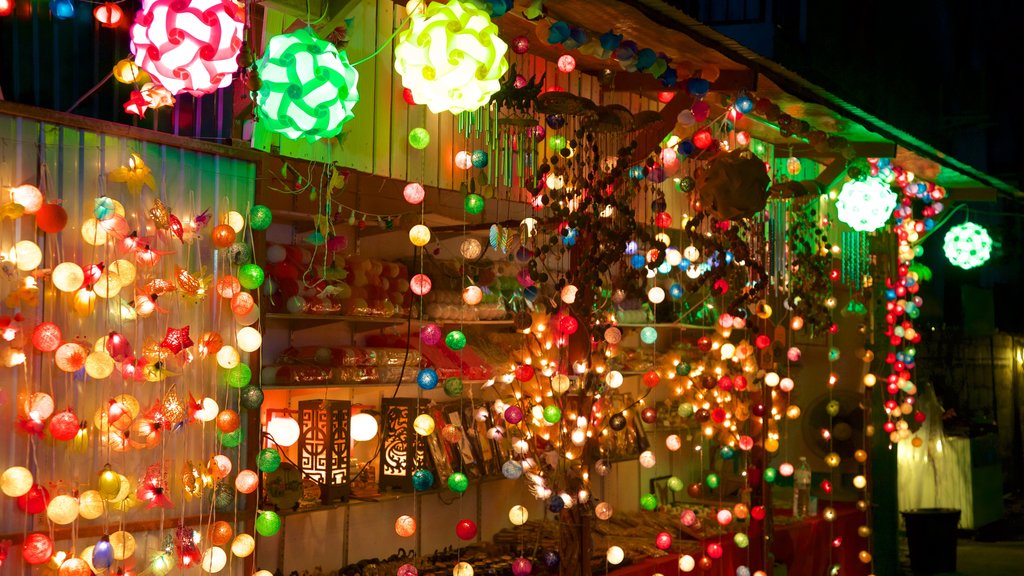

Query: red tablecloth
[611,504,868,576]
[767,505,868,576]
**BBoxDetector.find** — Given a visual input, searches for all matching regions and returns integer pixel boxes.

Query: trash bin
[902,508,961,575]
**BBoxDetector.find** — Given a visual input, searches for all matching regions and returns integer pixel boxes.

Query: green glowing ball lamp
[250,205,273,231]
[445,330,467,350]
[639,493,658,511]
[394,0,508,114]
[256,28,360,142]
[836,178,897,232]
[409,127,431,149]
[219,428,243,448]
[443,377,464,397]
[255,510,282,536]
[943,221,992,270]
[542,405,562,423]
[238,264,265,290]
[464,194,484,215]
[448,472,469,493]
[257,448,281,472]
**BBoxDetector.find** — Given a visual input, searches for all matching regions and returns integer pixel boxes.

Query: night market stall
[0,1,1018,576]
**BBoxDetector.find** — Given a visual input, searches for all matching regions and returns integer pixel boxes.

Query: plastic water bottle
[793,457,811,518]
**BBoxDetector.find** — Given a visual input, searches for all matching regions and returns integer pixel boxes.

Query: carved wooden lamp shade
[298,400,351,502]
[380,398,430,491]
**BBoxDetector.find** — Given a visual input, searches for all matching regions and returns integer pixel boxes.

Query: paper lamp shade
[216,345,240,369]
[257,28,360,141]
[129,0,245,96]
[32,322,63,352]
[257,448,281,472]
[17,484,49,513]
[53,262,85,292]
[394,0,508,114]
[836,178,897,232]
[201,546,228,573]
[78,490,106,519]
[49,409,80,441]
[404,183,425,204]
[409,224,431,247]
[266,414,301,447]
[351,412,379,441]
[236,327,262,352]
[509,505,529,525]
[1,466,34,497]
[59,557,93,576]
[455,518,477,540]
[255,510,281,536]
[10,184,44,213]
[235,470,259,494]
[606,546,624,565]
[395,515,417,537]
[11,240,42,271]
[943,221,992,269]
[453,562,474,576]
[47,494,80,524]
[36,202,69,232]
[109,531,136,560]
[22,532,54,565]
[230,534,255,558]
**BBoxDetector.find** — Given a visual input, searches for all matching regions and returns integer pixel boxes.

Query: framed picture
[649,475,684,506]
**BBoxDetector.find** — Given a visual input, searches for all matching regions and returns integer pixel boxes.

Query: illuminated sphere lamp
[266,413,301,447]
[410,413,435,438]
[235,470,259,494]
[0,0,13,17]
[943,221,992,269]
[606,546,624,565]
[94,2,123,27]
[255,510,282,536]
[50,0,76,19]
[47,494,80,525]
[409,224,432,247]
[394,0,508,114]
[395,515,417,537]
[257,448,281,472]
[454,562,474,576]
[351,412,379,441]
[404,182,426,204]
[455,518,477,540]
[256,28,360,141]
[36,202,69,233]
[231,534,255,558]
[1,466,34,497]
[557,54,576,73]
[409,127,430,149]
[836,178,897,232]
[22,532,54,565]
[11,240,43,271]
[11,184,43,213]
[130,0,243,96]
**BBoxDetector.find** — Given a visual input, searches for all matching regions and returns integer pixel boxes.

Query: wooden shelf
[277,474,508,517]
[264,312,514,331]
[262,379,493,391]
[613,322,718,330]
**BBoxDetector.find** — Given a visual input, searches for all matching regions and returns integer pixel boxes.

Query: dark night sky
[770,0,1023,191]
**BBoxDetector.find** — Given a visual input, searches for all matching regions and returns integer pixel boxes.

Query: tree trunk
[558,505,592,576]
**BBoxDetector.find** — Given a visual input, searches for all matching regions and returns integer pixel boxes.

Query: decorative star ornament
[160,326,194,354]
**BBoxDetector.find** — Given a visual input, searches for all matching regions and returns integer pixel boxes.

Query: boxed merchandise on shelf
[261,346,423,386]
[265,243,412,317]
